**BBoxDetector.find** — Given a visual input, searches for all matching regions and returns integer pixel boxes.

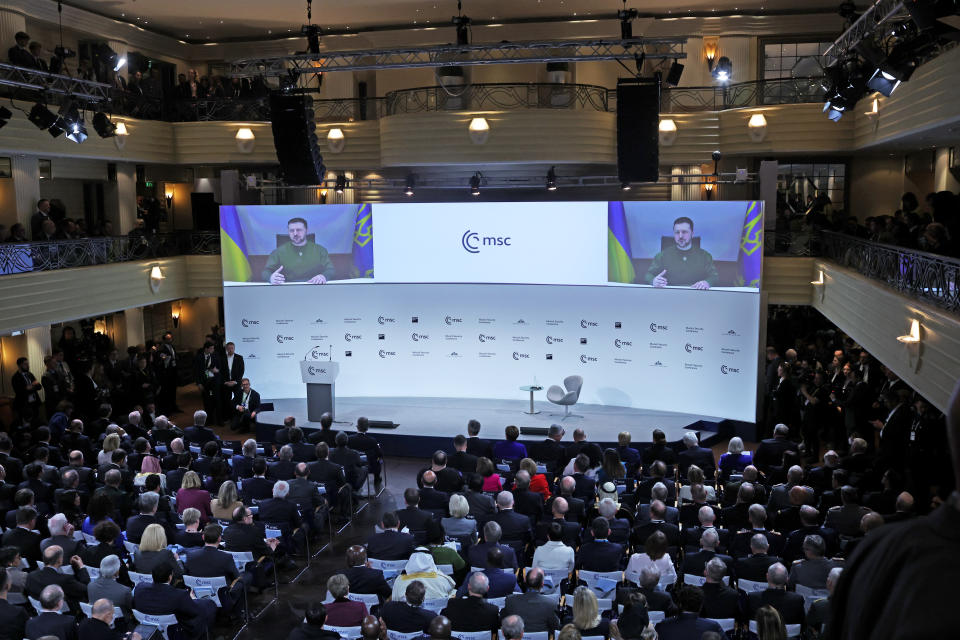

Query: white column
[0,9,26,55]
[25,327,51,382]
[934,147,960,192]
[124,308,145,349]
[759,160,779,231]
[11,155,40,229]
[104,162,138,234]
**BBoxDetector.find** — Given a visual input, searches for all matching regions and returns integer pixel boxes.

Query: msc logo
[276,335,294,344]
[241,319,260,328]
[306,366,328,376]
[308,348,330,360]
[685,343,704,353]
[378,349,397,358]
[478,334,496,343]
[377,316,395,325]
[445,316,463,325]
[580,320,598,329]
[545,336,564,345]
[344,333,362,342]
[512,352,530,360]
[649,323,668,333]
[614,339,633,348]
[580,355,598,364]
[721,364,741,374]
[411,333,430,342]
[461,229,512,254]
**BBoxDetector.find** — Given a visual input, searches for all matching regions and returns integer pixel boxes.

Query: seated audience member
[634,566,673,612]
[440,572,499,632]
[391,550,455,603]
[175,471,212,525]
[631,500,680,548]
[134,562,216,640]
[419,471,450,512]
[476,457,502,493]
[532,521,575,574]
[174,508,204,548]
[40,512,82,559]
[418,451,463,494]
[700,557,740,620]
[325,573,368,627]
[78,597,133,640]
[677,432,716,478]
[502,568,561,633]
[626,530,676,586]
[788,535,839,591]
[468,521,518,570]
[336,545,391,604]
[441,494,477,541]
[535,496,580,547]
[493,425,527,461]
[718,436,753,479]
[398,488,433,535]
[287,602,341,640]
[745,563,805,626]
[731,504,784,559]
[517,457,552,499]
[448,435,478,474]
[616,431,641,471]
[210,480,244,521]
[824,486,871,537]
[133,523,182,581]
[807,567,842,637]
[87,554,133,618]
[734,534,782,583]
[681,528,733,578]
[381,580,437,633]
[753,605,787,640]
[654,585,726,640]
[642,429,677,468]
[0,563,28,640]
[681,504,728,551]
[25,544,89,607]
[500,615,525,640]
[562,587,610,638]
[610,591,649,640]
[455,547,516,598]
[25,584,76,640]
[576,517,624,572]
[679,465,716,503]
[366,511,415,561]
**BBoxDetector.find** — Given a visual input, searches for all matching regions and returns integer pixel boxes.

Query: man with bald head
[79,597,143,640]
[773,485,814,534]
[501,568,560,632]
[493,491,534,547]
[25,543,89,606]
[547,476,585,524]
[734,533,782,582]
[428,615,452,640]
[25,584,76,640]
[360,615,383,640]
[883,491,915,524]
[731,504,785,558]
[535,496,580,546]
[681,528,733,577]
[745,562,805,625]
[419,470,450,511]
[782,505,837,564]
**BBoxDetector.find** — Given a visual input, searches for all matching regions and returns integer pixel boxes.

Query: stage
[253,396,731,456]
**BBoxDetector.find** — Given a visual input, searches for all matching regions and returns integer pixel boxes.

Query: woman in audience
[557,625,583,640]
[82,493,119,538]
[324,574,368,627]
[678,465,716,502]
[82,520,129,583]
[211,481,244,521]
[564,587,610,639]
[174,507,204,547]
[754,605,787,640]
[476,457,502,492]
[134,523,183,580]
[390,549,455,602]
[625,531,677,587]
[205,459,232,494]
[517,458,552,498]
[718,437,752,479]
[493,425,528,461]
[597,449,627,486]
[135,455,165,489]
[609,591,649,640]
[0,546,26,594]
[440,494,477,541]
[176,471,213,525]
[98,433,121,465]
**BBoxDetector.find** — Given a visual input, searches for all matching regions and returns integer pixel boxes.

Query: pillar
[759,160,779,231]
[717,37,753,85]
[0,8,26,55]
[104,162,138,234]
[25,326,51,382]
[11,155,40,230]
[934,147,960,193]
[123,308,145,349]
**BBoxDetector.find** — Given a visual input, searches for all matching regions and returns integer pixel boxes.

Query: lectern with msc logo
[299,360,339,421]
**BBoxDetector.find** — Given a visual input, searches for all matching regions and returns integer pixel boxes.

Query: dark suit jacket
[224,354,244,383]
[257,497,302,530]
[366,530,415,561]
[25,565,90,604]
[512,489,544,523]
[700,582,741,620]
[632,520,680,549]
[233,387,260,413]
[419,487,450,512]
[456,568,517,598]
[502,591,561,631]
[184,425,218,446]
[731,529,784,559]
[465,437,493,460]
[746,588,805,625]
[267,460,296,481]
[571,473,596,501]
[231,455,255,480]
[25,612,76,640]
[677,446,716,477]
[576,540,624,571]
[493,509,533,543]
[398,507,434,533]
[307,460,346,497]
[655,612,725,640]
[133,581,211,627]
[639,586,674,611]
[720,503,752,532]
[448,451,478,474]
[734,554,782,582]
[531,439,566,470]
[461,490,496,519]
[753,438,798,473]
[222,521,273,558]
[125,513,176,544]
[240,476,275,503]
[338,565,392,602]
[467,542,517,569]
[682,550,734,578]
[77,617,122,640]
[185,545,240,581]
[380,601,437,633]
[440,595,500,632]
[2,527,42,565]
[0,598,29,640]
[535,517,580,547]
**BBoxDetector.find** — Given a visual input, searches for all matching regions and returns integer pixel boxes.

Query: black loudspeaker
[269,92,325,185]
[616,78,660,183]
[367,420,399,429]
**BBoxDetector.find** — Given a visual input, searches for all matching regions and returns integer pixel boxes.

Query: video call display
[221,201,763,421]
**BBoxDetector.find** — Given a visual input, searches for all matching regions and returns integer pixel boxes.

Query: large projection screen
[221,201,763,422]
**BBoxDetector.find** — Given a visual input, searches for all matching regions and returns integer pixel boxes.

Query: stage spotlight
[712,56,732,83]
[66,119,87,144]
[48,117,66,138]
[545,166,558,191]
[470,173,481,196]
[404,174,415,197]
[92,112,117,137]
[0,106,11,129]
[866,69,901,97]
[334,173,347,194]
[114,56,127,72]
[28,103,58,130]
[665,60,684,87]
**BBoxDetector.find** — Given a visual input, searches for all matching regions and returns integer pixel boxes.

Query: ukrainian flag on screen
[352,203,374,278]
[737,201,763,288]
[608,201,636,283]
[219,205,252,282]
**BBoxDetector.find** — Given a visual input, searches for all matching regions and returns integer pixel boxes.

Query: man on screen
[643,216,719,290]
[261,217,336,284]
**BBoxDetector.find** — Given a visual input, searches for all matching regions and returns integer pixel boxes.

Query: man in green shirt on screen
[643,216,719,290]
[262,217,336,284]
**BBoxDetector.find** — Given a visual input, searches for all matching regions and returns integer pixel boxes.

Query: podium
[299,360,340,421]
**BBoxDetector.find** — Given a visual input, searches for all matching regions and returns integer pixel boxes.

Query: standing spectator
[8,32,33,67]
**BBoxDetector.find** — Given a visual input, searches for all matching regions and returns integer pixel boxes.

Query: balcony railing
[658,76,825,112]
[385,82,612,115]
[0,232,219,276]
[821,231,960,312]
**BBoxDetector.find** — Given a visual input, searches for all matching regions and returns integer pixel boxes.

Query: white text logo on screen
[478,334,496,343]
[685,343,704,353]
[461,230,512,253]
[241,319,259,327]
[512,352,530,360]
[721,365,741,374]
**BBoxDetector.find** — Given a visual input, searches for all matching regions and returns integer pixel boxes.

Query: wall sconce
[658,119,677,146]
[235,127,255,153]
[811,269,825,301]
[114,121,128,150]
[897,319,921,344]
[703,180,714,200]
[747,113,768,142]
[703,39,718,72]
[149,265,165,293]
[93,319,107,334]
[468,117,490,144]
[897,318,923,372]
[164,187,174,209]
[327,127,345,153]
[864,98,879,118]
[171,303,181,328]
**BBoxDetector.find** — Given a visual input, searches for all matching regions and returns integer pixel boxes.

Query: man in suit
[268,445,297,481]
[534,496,580,547]
[193,342,222,426]
[767,467,815,513]
[448,435,479,475]
[330,432,366,493]
[731,505,784,559]
[366,511,416,561]
[220,342,244,425]
[418,451,463,494]
[3,506,42,567]
[548,476,585,524]
[133,562,217,640]
[734,534,783,582]
[126,492,177,545]
[459,474,496,521]
[577,517,624,572]
[782,506,837,564]
[308,443,347,507]
[231,439,258,481]
[156,331,180,415]
[231,378,260,434]
[25,584,77,640]
[676,432,716,479]
[8,32,34,67]
[185,524,245,611]
[348,418,383,489]
[753,424,798,475]
[257,480,303,535]
[336,545,391,603]
[501,568,560,632]
[306,412,338,446]
[0,436,24,485]
[681,529,733,578]
[86,555,132,619]
[511,471,544,524]
[636,567,674,612]
[441,572,500,632]
[700,557,740,620]
[871,390,913,470]
[465,419,493,459]
[631,500,680,549]
[824,486,871,537]
[419,471,450,512]
[769,362,800,435]
[0,569,27,639]
[570,454,596,501]
[654,585,727,640]
[721,483,758,533]
[788,534,839,591]
[681,505,729,553]
[380,580,438,633]
[11,357,43,424]
[398,488,434,535]
[25,545,89,608]
[468,521,518,570]
[77,598,126,640]
[274,416,296,445]
[165,452,193,495]
[530,424,566,473]
[642,428,678,469]
[745,562,805,626]
[183,410,218,447]
[222,506,279,562]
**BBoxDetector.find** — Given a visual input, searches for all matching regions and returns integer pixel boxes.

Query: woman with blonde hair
[678,465,716,502]
[516,458,552,498]
[133,523,182,579]
[176,471,212,524]
[563,586,610,638]
[98,433,121,465]
[755,605,787,640]
[211,480,244,520]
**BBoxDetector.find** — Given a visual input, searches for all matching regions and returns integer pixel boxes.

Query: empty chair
[578,569,622,599]
[794,584,830,612]
[132,610,179,640]
[546,375,583,419]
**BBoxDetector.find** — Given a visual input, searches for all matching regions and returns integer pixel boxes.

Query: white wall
[848,154,905,220]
